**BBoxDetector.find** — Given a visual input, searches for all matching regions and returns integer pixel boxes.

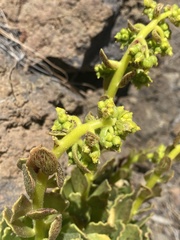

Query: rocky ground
[0,0,180,239]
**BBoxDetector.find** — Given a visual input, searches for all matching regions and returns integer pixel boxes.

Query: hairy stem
[32,171,48,240]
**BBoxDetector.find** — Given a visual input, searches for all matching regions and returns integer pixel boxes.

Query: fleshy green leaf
[88,180,111,222]
[44,192,69,213]
[3,208,35,238]
[63,223,87,238]
[108,195,133,224]
[87,233,111,240]
[56,163,65,189]
[27,208,58,220]
[1,226,22,240]
[118,224,143,240]
[48,214,62,240]
[137,213,153,228]
[68,192,82,209]
[58,233,82,240]
[86,222,115,235]
[110,220,124,239]
[67,192,90,225]
[62,176,74,199]
[136,203,153,215]
[11,194,32,222]
[89,180,111,199]
[71,168,88,195]
[22,164,35,198]
[94,158,115,182]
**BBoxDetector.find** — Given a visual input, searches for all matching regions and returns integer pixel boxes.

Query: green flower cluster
[94,62,116,90]
[126,21,173,88]
[146,21,172,56]
[125,21,173,88]
[128,68,153,89]
[129,41,158,68]
[67,98,140,171]
[94,62,115,81]
[98,104,140,151]
[100,2,179,90]
[165,4,180,27]
[66,130,101,172]
[143,0,159,20]
[67,133,101,172]
[97,97,140,151]
[51,107,81,139]
[114,27,136,49]
[98,96,115,119]
[127,20,172,62]
[144,1,180,26]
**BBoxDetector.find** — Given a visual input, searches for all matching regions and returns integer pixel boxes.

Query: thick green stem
[52,118,114,159]
[34,219,46,240]
[32,171,49,240]
[106,52,131,98]
[106,10,172,98]
[168,144,180,160]
[137,11,172,38]
[33,172,48,209]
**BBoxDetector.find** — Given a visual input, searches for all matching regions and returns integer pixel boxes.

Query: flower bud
[90,151,100,164]
[98,98,115,119]
[51,120,62,131]
[135,52,144,63]
[129,43,141,56]
[62,121,72,130]
[112,136,121,146]
[56,108,68,123]
[142,55,158,69]
[150,55,158,65]
[142,57,154,69]
[159,22,169,31]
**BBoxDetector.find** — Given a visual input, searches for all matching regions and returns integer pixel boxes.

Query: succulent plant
[1,1,180,239]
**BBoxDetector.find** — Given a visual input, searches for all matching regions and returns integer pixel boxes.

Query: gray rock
[0,0,115,68]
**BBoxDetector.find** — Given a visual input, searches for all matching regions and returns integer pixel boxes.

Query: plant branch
[32,171,49,240]
[106,10,172,98]
[52,118,114,159]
